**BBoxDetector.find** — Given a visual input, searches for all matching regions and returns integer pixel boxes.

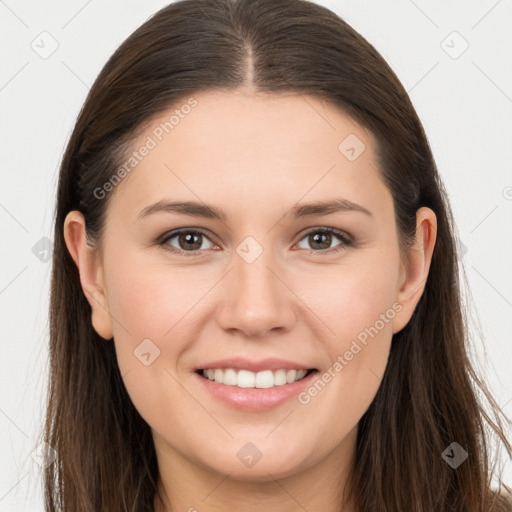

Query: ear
[392,206,437,335]
[63,211,113,340]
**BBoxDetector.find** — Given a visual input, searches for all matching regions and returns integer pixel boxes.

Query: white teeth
[201,368,310,388]
[237,369,255,388]
[274,369,287,386]
[286,369,297,383]
[255,370,274,389]
[223,368,237,386]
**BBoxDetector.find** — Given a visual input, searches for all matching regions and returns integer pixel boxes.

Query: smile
[199,368,314,388]
[194,365,320,411]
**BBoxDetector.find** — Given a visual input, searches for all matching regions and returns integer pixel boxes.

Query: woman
[43,0,512,510]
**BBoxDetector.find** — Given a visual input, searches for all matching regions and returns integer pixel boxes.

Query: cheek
[105,250,213,347]
[103,254,209,426]
[293,252,399,421]
[298,249,400,345]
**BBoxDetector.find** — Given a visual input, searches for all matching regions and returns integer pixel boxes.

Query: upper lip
[196,357,316,373]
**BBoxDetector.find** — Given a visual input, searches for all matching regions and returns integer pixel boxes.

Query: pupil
[176,232,333,252]
[311,232,330,249]
[180,233,201,250]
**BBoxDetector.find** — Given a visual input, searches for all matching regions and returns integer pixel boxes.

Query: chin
[198,443,312,482]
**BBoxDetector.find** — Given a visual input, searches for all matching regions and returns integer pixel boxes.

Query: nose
[216,247,297,338]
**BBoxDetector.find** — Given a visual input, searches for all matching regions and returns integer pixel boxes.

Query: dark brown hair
[42,0,512,510]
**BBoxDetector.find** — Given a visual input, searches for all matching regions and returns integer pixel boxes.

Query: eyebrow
[137,198,372,221]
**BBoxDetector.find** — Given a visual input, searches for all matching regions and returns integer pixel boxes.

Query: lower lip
[194,370,319,412]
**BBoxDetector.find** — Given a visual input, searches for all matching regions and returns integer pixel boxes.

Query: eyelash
[157,227,355,257]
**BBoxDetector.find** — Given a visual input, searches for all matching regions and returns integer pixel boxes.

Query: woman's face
[66,90,435,488]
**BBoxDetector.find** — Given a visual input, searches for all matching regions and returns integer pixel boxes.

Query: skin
[64,89,437,511]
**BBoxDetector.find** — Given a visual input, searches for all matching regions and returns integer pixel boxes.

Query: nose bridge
[216,234,295,336]
[233,236,282,311]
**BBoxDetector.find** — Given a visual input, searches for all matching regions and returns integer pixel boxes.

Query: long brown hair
[42,0,512,510]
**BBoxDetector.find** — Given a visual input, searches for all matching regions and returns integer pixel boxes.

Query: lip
[194,368,319,412]
[196,357,315,373]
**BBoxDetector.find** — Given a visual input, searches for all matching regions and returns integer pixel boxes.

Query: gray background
[0,0,511,509]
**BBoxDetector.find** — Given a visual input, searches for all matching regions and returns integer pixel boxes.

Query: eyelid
[158,227,218,252]
[293,226,354,252]
[158,226,355,256]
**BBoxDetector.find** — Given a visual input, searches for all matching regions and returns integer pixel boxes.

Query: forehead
[144,89,372,155]
[107,90,388,221]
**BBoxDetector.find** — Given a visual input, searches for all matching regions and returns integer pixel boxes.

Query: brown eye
[160,229,215,254]
[296,228,354,253]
